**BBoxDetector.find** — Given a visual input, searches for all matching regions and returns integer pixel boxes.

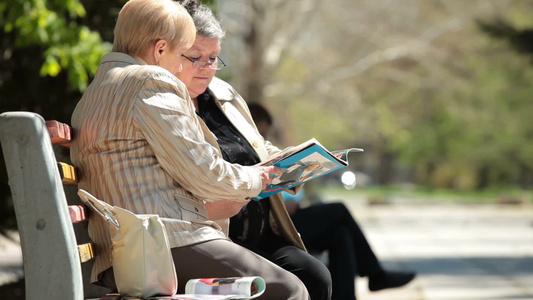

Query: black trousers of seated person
[229,203,332,300]
[290,202,382,300]
[230,219,332,300]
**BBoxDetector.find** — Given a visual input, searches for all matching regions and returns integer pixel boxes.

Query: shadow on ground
[393,256,533,276]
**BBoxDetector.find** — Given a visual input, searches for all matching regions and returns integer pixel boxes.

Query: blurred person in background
[176,0,331,299]
[249,102,417,300]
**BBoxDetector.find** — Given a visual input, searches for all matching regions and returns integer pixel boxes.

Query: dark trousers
[270,245,332,300]
[232,231,332,300]
[291,202,382,300]
[229,199,332,300]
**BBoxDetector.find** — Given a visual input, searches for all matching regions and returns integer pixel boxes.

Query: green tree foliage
[256,0,533,190]
[0,0,117,232]
[362,23,533,190]
[1,0,111,92]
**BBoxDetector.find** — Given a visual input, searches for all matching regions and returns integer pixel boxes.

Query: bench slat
[46,120,72,147]
[77,243,95,263]
[58,162,78,185]
[69,205,88,223]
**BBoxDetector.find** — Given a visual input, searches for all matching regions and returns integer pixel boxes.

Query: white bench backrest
[0,112,84,300]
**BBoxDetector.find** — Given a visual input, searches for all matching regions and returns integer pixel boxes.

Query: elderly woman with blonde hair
[71,0,307,299]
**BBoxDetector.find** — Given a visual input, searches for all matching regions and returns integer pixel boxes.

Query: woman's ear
[153,39,168,65]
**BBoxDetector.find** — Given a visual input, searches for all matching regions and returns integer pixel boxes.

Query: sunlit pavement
[0,232,23,287]
[331,195,533,300]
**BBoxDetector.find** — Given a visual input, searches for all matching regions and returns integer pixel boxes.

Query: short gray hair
[178,0,226,39]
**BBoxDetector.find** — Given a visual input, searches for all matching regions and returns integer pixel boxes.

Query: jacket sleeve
[132,73,263,202]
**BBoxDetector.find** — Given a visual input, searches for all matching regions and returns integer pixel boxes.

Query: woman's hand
[205,166,281,220]
[255,165,282,190]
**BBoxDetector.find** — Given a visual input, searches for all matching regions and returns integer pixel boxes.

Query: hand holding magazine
[254,138,363,200]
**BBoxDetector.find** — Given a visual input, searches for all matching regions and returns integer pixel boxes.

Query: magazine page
[259,138,320,167]
[254,139,364,200]
[184,277,266,299]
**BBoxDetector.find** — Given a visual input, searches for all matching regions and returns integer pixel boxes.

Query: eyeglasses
[181,55,227,70]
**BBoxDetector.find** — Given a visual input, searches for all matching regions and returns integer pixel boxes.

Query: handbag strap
[77,189,120,229]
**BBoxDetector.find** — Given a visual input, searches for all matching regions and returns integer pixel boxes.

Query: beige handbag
[77,189,178,298]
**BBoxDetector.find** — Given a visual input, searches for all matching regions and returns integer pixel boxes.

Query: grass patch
[314,184,532,204]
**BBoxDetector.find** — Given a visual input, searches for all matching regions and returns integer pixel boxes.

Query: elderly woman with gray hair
[176,1,332,299]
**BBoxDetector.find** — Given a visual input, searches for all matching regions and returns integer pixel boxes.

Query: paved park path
[1,194,533,300]
[334,195,533,300]
[0,231,23,293]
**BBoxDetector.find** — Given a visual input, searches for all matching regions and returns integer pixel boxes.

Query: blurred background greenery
[1,0,532,234]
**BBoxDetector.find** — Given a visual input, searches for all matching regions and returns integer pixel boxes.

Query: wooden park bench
[0,111,114,300]
[0,111,263,300]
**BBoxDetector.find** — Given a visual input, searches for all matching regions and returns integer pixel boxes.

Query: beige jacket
[208,77,306,251]
[72,53,264,282]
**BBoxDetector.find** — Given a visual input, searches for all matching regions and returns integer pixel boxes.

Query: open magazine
[134,276,266,300]
[253,138,363,200]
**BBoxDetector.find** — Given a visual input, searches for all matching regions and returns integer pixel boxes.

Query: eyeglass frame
[181,55,227,70]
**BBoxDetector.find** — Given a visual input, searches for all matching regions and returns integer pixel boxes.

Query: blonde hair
[113,0,196,57]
